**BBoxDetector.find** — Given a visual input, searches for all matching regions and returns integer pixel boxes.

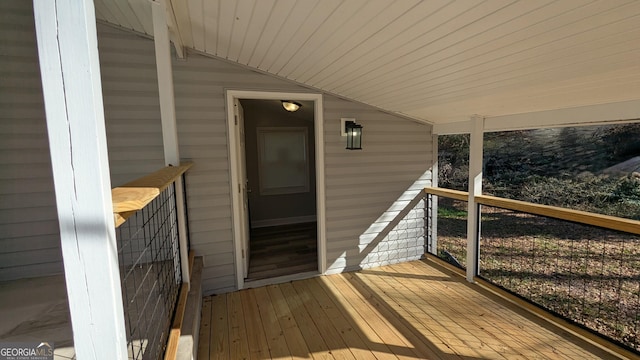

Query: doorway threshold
[243,271,319,289]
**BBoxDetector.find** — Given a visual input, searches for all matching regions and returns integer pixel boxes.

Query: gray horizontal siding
[170,53,431,292]
[0,1,62,281]
[1,6,433,290]
[323,96,432,273]
[99,25,165,186]
[172,54,306,294]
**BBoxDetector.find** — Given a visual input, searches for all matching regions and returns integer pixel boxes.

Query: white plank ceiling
[94,0,640,126]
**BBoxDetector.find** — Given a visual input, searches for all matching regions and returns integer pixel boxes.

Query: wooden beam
[168,22,185,59]
[433,100,640,135]
[119,162,193,190]
[424,187,469,202]
[33,0,128,358]
[111,163,193,227]
[424,187,639,236]
[433,120,472,135]
[150,0,185,58]
[433,101,640,135]
[111,187,160,213]
[169,0,192,57]
[476,195,640,236]
[485,100,640,132]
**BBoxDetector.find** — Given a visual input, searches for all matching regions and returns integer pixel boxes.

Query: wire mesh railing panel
[429,196,468,269]
[116,184,182,360]
[478,205,640,352]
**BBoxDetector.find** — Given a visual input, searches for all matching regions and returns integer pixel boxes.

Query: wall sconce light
[342,118,363,150]
[281,100,301,112]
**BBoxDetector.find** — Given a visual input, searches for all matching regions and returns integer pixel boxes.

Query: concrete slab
[0,274,75,359]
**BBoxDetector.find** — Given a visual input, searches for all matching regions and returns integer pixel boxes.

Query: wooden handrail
[423,186,639,235]
[424,187,469,201]
[476,194,640,236]
[112,162,193,227]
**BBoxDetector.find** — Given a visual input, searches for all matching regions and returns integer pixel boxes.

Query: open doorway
[226,91,326,290]
[241,99,317,281]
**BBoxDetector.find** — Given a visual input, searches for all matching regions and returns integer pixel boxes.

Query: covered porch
[198,258,614,359]
[3,0,640,358]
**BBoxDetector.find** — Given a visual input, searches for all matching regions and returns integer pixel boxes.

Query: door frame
[226,90,326,290]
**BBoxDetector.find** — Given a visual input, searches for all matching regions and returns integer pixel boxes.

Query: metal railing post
[466,116,484,282]
[175,176,191,289]
[426,193,438,255]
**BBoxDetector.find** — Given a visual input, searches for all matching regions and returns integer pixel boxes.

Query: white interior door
[234,99,251,278]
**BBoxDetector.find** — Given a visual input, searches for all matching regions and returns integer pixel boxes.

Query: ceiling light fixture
[281,100,301,112]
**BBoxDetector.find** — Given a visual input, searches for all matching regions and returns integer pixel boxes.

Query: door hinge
[234,115,238,125]
[242,249,245,259]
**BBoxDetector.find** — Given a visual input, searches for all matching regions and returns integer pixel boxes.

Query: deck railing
[112,163,192,360]
[424,187,640,354]
[425,188,468,269]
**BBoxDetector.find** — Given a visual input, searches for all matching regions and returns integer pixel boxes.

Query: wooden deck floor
[198,259,620,359]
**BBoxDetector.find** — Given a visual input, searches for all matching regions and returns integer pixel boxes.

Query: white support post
[429,133,439,255]
[153,0,179,166]
[152,0,190,287]
[33,0,128,358]
[466,116,484,282]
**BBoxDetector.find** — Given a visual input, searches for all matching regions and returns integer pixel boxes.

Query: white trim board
[226,90,326,290]
[243,271,319,289]
[433,100,640,135]
[251,215,317,229]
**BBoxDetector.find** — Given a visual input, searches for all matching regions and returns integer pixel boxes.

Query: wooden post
[466,116,484,282]
[32,0,128,358]
[152,0,191,287]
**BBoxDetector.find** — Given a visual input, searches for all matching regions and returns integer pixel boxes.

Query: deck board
[304,278,384,360]
[317,276,412,360]
[265,284,315,359]
[227,291,251,359]
[240,289,271,359]
[280,282,334,359]
[289,281,356,360]
[210,295,229,359]
[337,272,447,359]
[364,262,510,359]
[390,262,540,358]
[253,286,292,359]
[199,259,624,360]
[197,297,211,360]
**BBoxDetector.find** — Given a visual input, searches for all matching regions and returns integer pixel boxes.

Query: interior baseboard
[251,215,317,228]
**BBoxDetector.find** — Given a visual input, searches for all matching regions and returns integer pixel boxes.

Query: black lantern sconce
[342,118,363,150]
